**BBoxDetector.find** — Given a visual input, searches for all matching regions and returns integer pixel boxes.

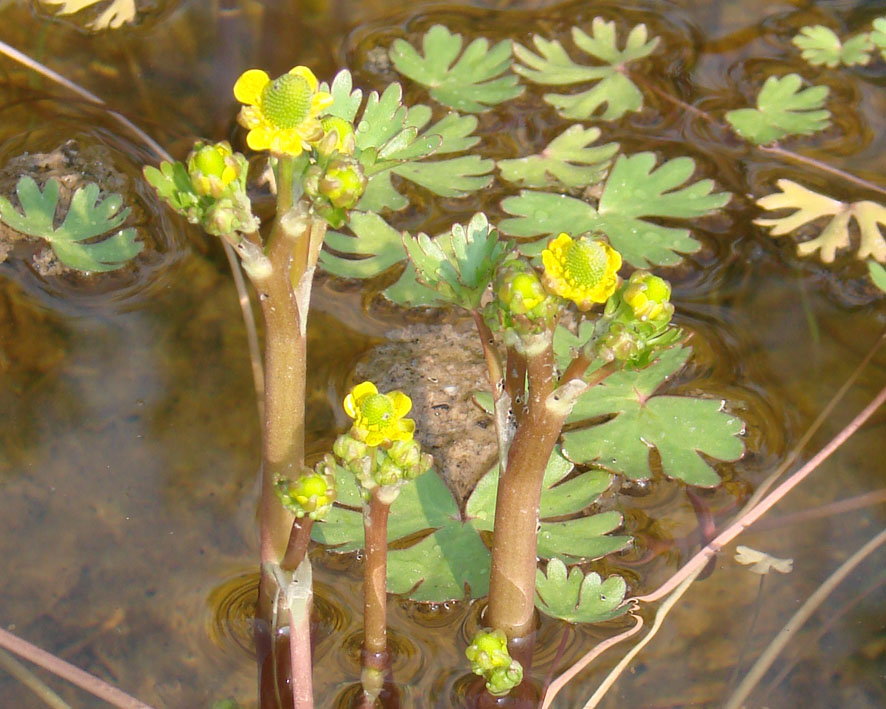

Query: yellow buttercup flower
[541,233,622,311]
[233,66,333,156]
[343,381,415,446]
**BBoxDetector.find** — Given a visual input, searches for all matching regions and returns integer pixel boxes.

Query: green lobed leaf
[792,25,873,67]
[389,24,523,113]
[500,152,730,267]
[872,17,886,60]
[387,524,491,600]
[403,212,509,309]
[319,69,363,122]
[0,176,142,272]
[513,18,659,121]
[320,211,407,279]
[868,260,886,293]
[535,558,628,623]
[561,344,745,487]
[310,462,459,552]
[497,125,619,189]
[466,448,625,561]
[725,74,830,145]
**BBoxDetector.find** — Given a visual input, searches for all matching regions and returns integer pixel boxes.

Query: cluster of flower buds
[594,270,681,367]
[333,432,433,494]
[303,116,367,228]
[143,140,259,239]
[274,457,337,520]
[484,258,559,344]
[465,628,524,697]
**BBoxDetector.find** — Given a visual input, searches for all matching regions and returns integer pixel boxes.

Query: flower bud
[465,628,523,696]
[187,141,244,199]
[623,270,674,324]
[319,155,367,209]
[275,466,336,520]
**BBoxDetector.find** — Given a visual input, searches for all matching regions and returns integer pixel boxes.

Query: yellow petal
[274,131,305,157]
[234,69,269,104]
[288,66,318,92]
[398,418,415,439]
[389,391,412,418]
[246,126,273,151]
[311,92,334,114]
[343,394,358,418]
[364,431,384,446]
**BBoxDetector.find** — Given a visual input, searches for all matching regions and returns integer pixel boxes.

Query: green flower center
[261,74,312,129]
[193,146,227,177]
[360,393,394,428]
[564,239,607,287]
[296,474,327,499]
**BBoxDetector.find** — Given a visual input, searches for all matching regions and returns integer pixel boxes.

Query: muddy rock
[354,320,498,505]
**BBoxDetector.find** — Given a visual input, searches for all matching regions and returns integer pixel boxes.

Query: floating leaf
[725,74,830,144]
[0,176,142,272]
[497,125,619,189]
[500,152,730,267]
[869,260,886,292]
[754,179,886,263]
[389,24,523,113]
[535,558,628,623]
[403,213,509,309]
[792,25,873,67]
[513,18,659,121]
[39,0,136,30]
[386,524,491,601]
[320,211,407,279]
[561,344,745,487]
[871,17,886,60]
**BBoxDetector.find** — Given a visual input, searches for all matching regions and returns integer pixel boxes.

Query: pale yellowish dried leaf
[755,179,886,263]
[40,0,136,29]
[735,545,793,575]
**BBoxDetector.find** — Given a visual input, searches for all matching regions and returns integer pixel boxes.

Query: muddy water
[0,0,884,707]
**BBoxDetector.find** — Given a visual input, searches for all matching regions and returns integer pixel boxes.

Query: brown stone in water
[354,320,498,506]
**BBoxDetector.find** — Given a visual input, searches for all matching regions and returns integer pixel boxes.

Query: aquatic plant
[2,6,886,709]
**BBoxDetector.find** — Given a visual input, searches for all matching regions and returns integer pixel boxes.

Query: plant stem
[282,518,314,571]
[486,340,561,639]
[0,647,71,709]
[362,489,391,704]
[288,558,315,709]
[0,628,152,709]
[362,490,391,658]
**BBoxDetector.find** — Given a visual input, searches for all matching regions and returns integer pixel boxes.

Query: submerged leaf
[513,18,659,121]
[535,558,628,623]
[561,343,745,487]
[869,260,886,292]
[389,24,523,112]
[726,74,830,144]
[734,545,793,575]
[501,152,730,267]
[0,176,142,272]
[755,179,886,263]
[497,125,619,189]
[792,25,873,67]
[39,0,136,30]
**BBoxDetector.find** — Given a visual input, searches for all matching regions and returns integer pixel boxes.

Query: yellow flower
[343,381,415,446]
[233,66,333,156]
[541,233,622,311]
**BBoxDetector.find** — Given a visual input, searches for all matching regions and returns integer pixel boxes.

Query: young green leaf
[319,71,493,213]
[535,559,628,623]
[754,179,886,263]
[389,24,523,113]
[500,152,730,267]
[403,212,509,309]
[725,74,830,144]
[513,18,659,121]
[869,260,886,292]
[497,125,619,189]
[871,17,886,60]
[143,161,198,213]
[0,176,142,272]
[792,25,873,67]
[561,344,745,487]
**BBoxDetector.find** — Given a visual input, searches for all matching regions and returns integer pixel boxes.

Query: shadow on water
[0,0,884,707]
